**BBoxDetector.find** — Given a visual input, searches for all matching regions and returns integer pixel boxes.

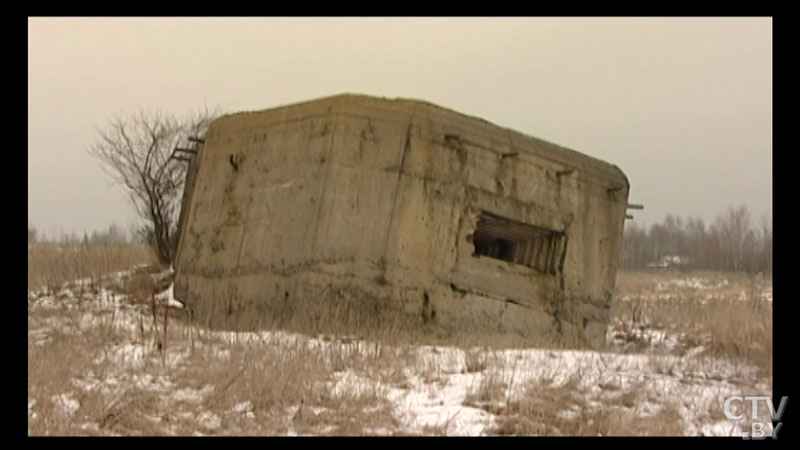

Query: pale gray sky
[28,17,772,238]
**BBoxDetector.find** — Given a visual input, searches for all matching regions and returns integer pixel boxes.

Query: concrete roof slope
[209,93,629,188]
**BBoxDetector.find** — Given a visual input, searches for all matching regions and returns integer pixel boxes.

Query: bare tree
[107,223,128,243]
[28,223,37,243]
[620,206,770,272]
[684,216,705,267]
[715,204,752,271]
[621,221,649,269]
[648,223,669,264]
[89,107,217,265]
[758,212,772,274]
[89,223,129,244]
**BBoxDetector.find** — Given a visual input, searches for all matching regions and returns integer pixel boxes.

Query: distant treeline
[621,204,772,274]
[30,204,772,274]
[28,223,138,245]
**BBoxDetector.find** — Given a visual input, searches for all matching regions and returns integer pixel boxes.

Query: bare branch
[88,107,220,264]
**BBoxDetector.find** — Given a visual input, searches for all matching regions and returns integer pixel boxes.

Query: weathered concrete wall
[174,94,629,345]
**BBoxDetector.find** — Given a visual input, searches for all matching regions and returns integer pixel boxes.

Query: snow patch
[173,384,215,404]
[154,283,184,309]
[197,411,222,431]
[232,401,255,418]
[51,392,80,417]
[656,278,729,291]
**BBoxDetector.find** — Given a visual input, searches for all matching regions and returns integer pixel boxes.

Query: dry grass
[27,303,151,435]
[490,376,684,436]
[463,348,489,374]
[611,270,772,377]
[28,331,100,435]
[29,255,773,436]
[29,310,403,435]
[196,288,564,355]
[28,271,413,436]
[179,339,399,435]
[615,269,770,301]
[463,371,507,411]
[28,242,158,293]
[196,286,436,348]
[27,245,415,435]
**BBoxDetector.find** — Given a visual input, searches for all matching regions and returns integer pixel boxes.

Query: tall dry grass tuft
[191,285,588,354]
[490,375,684,436]
[176,337,399,435]
[191,285,471,351]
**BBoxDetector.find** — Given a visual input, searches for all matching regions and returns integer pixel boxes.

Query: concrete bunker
[173,94,630,346]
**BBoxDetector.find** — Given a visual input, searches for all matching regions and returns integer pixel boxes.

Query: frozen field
[28,267,772,436]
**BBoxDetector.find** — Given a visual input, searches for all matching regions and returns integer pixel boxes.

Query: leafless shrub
[89,107,218,264]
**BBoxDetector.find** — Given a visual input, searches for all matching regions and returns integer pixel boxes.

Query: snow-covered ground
[655,277,729,291]
[623,275,773,304]
[28,269,772,436]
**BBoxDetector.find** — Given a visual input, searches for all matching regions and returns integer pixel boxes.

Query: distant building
[173,94,630,346]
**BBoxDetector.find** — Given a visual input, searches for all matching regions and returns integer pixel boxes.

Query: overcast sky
[28,17,772,239]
